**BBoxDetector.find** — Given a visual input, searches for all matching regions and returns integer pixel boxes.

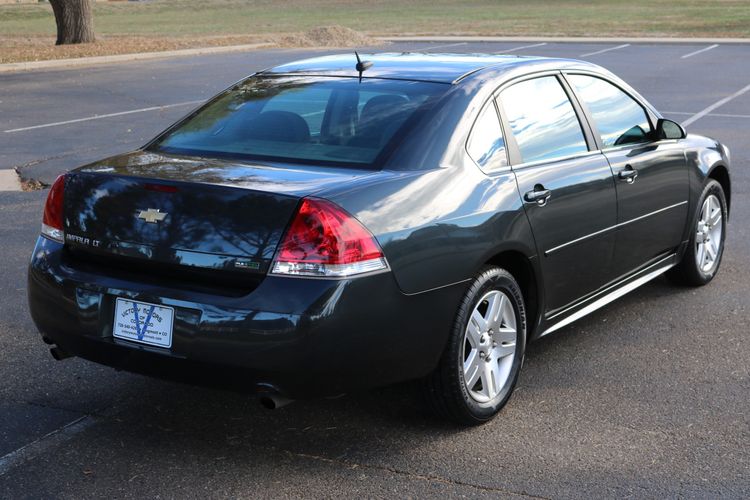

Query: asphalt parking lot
[1,40,748,498]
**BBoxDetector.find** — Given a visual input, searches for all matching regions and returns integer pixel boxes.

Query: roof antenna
[355,51,373,83]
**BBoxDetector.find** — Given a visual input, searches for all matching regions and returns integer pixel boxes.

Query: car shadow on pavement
[6,271,741,497]
[84,275,694,445]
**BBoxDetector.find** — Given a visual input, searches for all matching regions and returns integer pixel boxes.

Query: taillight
[41,174,65,242]
[270,197,388,278]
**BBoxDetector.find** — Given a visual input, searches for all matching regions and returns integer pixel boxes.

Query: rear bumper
[28,236,466,398]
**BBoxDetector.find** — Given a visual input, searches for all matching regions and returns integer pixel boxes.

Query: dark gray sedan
[28,53,731,425]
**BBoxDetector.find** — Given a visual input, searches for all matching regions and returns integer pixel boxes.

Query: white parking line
[0,415,96,476]
[580,44,630,57]
[422,42,468,51]
[4,100,204,134]
[681,44,719,59]
[682,83,750,126]
[663,110,750,119]
[498,42,547,53]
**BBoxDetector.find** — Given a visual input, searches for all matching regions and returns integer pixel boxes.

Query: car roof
[259,52,603,85]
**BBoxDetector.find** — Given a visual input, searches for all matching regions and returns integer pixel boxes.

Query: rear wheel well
[708,165,731,216]
[485,251,539,336]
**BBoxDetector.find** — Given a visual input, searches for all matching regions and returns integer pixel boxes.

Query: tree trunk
[49,0,95,45]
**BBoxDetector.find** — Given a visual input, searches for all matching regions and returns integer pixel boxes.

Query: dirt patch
[275,25,385,48]
[20,178,47,192]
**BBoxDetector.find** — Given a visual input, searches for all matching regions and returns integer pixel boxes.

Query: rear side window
[567,74,652,148]
[499,76,588,164]
[466,102,508,171]
[151,76,445,168]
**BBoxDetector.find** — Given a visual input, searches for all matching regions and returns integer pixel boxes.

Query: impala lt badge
[137,208,168,223]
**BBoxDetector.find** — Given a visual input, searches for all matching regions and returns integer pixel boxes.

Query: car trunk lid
[62,151,379,287]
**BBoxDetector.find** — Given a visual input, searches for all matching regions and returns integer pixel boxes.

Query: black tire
[668,179,728,286]
[426,266,526,426]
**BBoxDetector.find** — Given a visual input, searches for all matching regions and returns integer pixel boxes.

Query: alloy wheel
[462,290,517,403]
[695,194,723,273]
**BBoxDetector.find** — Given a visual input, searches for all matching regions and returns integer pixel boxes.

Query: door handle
[524,186,552,206]
[618,165,638,184]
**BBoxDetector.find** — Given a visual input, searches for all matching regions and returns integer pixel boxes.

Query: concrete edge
[0,42,274,74]
[1,35,747,74]
[381,35,750,44]
[0,169,23,192]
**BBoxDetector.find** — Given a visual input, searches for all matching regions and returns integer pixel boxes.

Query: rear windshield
[150,76,446,168]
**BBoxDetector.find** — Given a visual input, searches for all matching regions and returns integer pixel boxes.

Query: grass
[1,0,749,63]
[2,0,750,38]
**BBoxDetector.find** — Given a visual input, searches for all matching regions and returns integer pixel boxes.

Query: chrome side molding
[546,201,688,256]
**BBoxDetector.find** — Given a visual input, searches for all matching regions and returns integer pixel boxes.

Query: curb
[382,35,750,44]
[1,35,747,74]
[0,169,22,192]
[0,43,273,74]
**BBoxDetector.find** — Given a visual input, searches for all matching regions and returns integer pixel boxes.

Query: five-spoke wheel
[695,194,723,273]
[669,179,727,286]
[426,267,526,425]
[462,290,517,403]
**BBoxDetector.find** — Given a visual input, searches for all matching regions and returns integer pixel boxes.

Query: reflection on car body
[28,53,731,424]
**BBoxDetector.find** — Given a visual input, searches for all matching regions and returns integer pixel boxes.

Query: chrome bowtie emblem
[137,208,168,224]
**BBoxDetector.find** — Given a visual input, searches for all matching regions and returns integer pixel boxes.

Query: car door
[565,74,690,277]
[497,74,618,314]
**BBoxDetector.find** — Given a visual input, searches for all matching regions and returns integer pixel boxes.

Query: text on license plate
[113,298,174,348]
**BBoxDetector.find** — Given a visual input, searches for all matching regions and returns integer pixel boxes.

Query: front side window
[499,76,588,164]
[466,102,507,171]
[567,74,652,148]
[151,76,445,168]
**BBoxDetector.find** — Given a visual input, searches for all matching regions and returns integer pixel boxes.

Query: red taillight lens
[271,198,387,277]
[41,174,65,242]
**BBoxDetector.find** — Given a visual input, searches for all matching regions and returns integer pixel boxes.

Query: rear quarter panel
[325,162,536,295]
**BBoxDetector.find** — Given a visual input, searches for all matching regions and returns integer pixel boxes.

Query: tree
[49,0,95,45]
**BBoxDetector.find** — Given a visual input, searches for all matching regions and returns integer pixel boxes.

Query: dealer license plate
[113,298,174,348]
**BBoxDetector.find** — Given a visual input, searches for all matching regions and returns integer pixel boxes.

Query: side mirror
[655,118,686,140]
